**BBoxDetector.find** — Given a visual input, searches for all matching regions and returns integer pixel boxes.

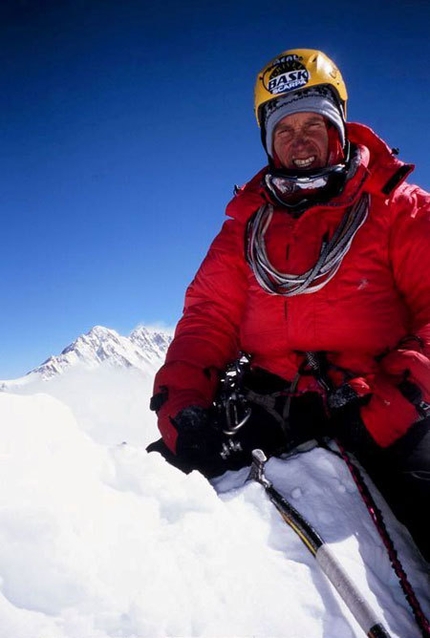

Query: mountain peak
[28,325,172,380]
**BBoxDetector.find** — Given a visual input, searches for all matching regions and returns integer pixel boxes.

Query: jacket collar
[347,122,414,196]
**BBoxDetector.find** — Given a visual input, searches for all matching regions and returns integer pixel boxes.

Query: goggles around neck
[264,140,351,211]
[264,161,348,211]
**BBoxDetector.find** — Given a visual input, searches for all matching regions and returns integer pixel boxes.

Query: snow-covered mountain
[27,325,172,380]
[0,324,173,447]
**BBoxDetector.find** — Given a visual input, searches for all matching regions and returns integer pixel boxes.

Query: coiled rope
[246,193,369,296]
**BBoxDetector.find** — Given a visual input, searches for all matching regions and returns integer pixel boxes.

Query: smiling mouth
[293,156,316,169]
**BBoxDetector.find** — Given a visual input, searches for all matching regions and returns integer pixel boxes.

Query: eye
[307,121,324,130]
[309,121,325,131]
[275,127,293,140]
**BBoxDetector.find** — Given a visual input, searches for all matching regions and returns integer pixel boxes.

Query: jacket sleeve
[152,217,249,451]
[388,184,430,353]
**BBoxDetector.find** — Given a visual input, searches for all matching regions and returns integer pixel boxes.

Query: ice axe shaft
[249,449,392,638]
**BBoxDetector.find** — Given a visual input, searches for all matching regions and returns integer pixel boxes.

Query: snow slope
[0,327,429,637]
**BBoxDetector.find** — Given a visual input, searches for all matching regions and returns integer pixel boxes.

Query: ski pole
[248,449,392,638]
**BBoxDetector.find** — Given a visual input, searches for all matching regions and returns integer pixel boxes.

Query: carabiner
[222,394,252,436]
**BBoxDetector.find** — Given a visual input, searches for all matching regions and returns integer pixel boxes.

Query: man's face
[272,112,329,170]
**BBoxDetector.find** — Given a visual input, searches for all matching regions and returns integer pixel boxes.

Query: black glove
[173,406,252,478]
[166,396,315,478]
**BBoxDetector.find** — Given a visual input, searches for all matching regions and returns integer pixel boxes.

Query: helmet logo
[263,55,309,95]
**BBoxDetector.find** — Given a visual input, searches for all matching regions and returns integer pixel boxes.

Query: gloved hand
[353,347,430,448]
[173,406,250,478]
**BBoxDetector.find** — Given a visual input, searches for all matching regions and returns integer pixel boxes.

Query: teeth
[293,156,315,168]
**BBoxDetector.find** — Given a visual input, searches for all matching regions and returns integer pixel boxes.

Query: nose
[291,132,308,150]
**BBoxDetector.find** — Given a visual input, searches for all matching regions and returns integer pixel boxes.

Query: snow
[1,362,429,638]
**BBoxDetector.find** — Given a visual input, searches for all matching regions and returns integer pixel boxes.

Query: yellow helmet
[254,48,347,128]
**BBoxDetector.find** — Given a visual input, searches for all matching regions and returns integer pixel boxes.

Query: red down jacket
[153,122,430,452]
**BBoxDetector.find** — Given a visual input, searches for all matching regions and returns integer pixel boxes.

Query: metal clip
[223,393,252,435]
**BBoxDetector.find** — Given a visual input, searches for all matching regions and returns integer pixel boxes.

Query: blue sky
[1,0,430,379]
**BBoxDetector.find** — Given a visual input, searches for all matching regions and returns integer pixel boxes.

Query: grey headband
[263,86,345,158]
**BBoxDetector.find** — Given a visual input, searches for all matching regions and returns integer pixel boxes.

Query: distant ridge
[28,325,172,380]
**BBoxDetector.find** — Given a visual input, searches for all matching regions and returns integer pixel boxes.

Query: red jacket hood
[226,122,414,223]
